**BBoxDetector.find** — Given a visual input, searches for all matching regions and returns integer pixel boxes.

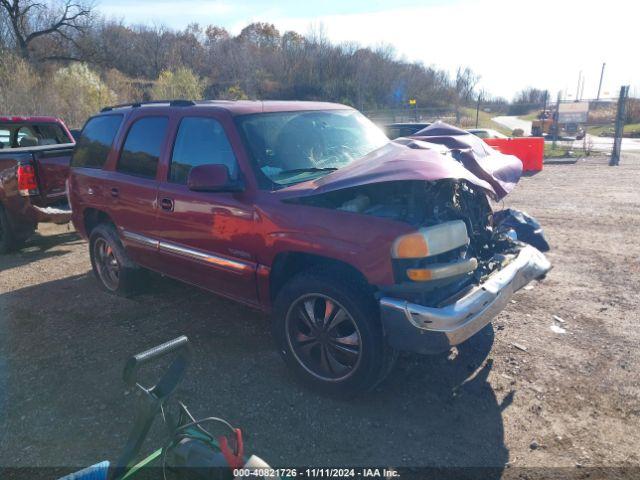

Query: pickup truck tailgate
[33,144,74,202]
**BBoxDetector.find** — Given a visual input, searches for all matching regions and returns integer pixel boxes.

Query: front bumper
[380,245,551,354]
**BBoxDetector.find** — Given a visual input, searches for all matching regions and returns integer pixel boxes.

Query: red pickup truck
[0,116,74,253]
[68,100,550,394]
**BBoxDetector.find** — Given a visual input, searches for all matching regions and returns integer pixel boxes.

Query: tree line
[0,0,504,126]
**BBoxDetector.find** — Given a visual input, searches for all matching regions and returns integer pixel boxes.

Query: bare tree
[454,67,479,123]
[3,11,484,116]
[0,0,93,60]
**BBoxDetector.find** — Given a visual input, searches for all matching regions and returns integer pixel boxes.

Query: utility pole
[475,93,482,128]
[576,71,582,101]
[610,85,629,166]
[552,91,561,149]
[596,62,606,101]
[408,98,417,122]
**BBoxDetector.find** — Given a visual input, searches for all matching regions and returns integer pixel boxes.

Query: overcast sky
[97,0,638,100]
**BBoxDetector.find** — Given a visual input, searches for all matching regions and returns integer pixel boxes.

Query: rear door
[69,114,124,233]
[154,114,259,305]
[107,114,170,269]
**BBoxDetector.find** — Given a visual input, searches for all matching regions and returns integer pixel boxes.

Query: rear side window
[170,117,238,184]
[117,117,168,179]
[71,115,123,168]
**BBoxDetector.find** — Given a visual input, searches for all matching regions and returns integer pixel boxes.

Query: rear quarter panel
[68,167,116,239]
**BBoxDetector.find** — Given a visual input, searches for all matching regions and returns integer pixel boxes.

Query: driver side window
[170,117,238,184]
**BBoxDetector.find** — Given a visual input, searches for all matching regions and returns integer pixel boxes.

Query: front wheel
[272,269,395,395]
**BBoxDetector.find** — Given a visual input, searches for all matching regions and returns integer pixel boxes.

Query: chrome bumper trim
[380,245,551,354]
[31,204,72,224]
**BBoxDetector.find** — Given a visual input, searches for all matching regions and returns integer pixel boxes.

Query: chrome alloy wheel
[93,237,120,291]
[285,294,363,381]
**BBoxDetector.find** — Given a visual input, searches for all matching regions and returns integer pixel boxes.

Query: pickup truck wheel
[0,205,21,254]
[273,269,395,395]
[89,223,143,297]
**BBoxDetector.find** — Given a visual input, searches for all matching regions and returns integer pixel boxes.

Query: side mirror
[187,164,243,192]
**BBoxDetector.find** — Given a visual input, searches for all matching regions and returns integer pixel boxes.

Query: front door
[154,115,259,305]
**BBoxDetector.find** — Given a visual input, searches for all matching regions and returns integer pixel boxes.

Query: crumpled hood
[408,122,522,198]
[276,122,522,200]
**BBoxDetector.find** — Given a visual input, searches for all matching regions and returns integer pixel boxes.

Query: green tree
[53,63,117,127]
[151,68,204,100]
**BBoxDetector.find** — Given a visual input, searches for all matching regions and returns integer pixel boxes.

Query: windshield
[236,109,389,187]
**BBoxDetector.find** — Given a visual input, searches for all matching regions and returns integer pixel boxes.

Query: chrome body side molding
[121,229,252,273]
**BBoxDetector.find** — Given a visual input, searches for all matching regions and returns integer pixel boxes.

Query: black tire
[0,204,23,254]
[272,268,396,395]
[89,223,145,297]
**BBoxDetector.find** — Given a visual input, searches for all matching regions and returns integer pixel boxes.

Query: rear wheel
[273,269,396,395]
[89,223,145,296]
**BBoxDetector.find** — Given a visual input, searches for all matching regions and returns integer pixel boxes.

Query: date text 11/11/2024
[233,467,400,478]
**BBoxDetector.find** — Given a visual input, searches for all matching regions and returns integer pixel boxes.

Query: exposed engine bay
[294,178,513,256]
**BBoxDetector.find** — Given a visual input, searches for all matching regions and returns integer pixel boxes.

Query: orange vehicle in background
[531,109,585,140]
[531,110,554,137]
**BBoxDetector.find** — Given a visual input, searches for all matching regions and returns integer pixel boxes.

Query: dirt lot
[1,155,639,476]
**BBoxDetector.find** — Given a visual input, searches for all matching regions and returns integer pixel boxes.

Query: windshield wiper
[278,167,338,175]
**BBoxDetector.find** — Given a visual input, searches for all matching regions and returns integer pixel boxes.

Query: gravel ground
[1,155,639,476]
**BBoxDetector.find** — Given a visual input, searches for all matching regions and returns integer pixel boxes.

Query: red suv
[68,100,550,394]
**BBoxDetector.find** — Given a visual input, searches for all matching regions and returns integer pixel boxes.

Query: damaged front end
[278,123,551,354]
[291,177,543,301]
[290,177,551,354]
[341,179,551,355]
[380,243,550,354]
[288,179,551,353]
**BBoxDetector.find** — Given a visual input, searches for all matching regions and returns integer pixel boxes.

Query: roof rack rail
[101,100,196,112]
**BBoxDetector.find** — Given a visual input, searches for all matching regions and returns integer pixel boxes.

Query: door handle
[160,197,174,212]
[110,187,119,197]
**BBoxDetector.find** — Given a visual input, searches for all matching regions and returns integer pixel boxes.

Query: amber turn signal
[406,258,478,282]
[407,268,432,281]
